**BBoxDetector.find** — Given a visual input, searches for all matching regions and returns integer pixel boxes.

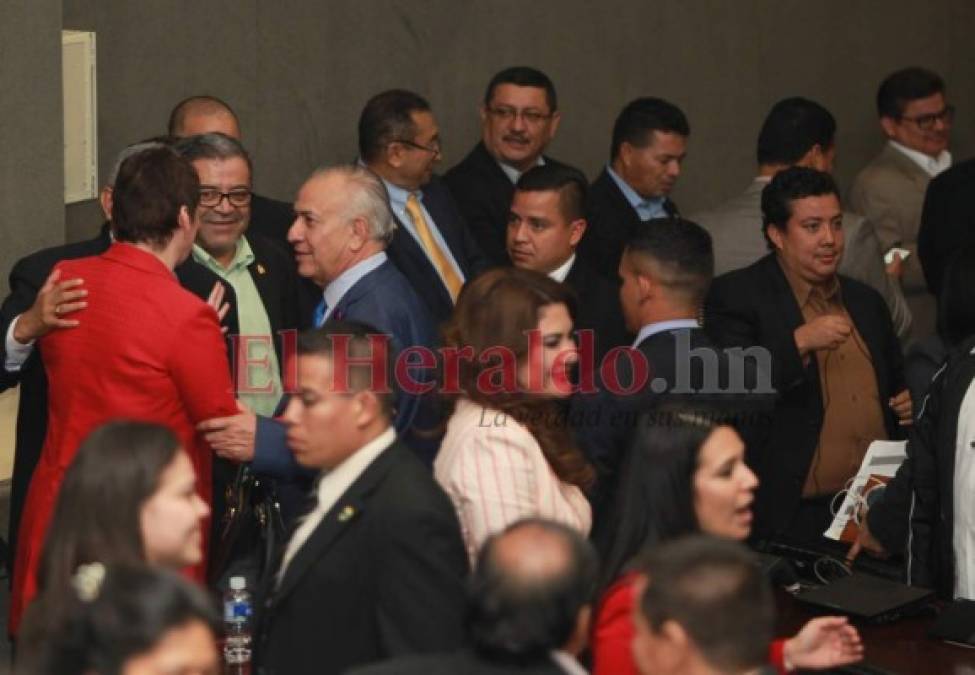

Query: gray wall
[1,0,64,286]
[21,1,975,252]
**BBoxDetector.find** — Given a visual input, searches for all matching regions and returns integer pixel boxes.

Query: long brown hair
[444,267,594,490]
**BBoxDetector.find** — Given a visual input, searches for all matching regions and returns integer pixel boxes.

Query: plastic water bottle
[223,576,252,665]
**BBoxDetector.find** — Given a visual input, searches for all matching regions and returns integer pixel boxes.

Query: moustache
[503,134,530,144]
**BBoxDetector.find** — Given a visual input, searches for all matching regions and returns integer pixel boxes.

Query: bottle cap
[229,576,246,590]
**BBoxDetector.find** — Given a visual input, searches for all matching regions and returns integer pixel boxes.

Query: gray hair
[312,165,396,244]
[174,132,252,175]
[106,141,167,187]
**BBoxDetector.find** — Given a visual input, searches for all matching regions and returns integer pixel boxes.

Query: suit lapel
[390,215,454,310]
[273,444,399,603]
[420,185,468,276]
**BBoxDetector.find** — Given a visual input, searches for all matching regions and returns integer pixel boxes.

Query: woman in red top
[9,148,238,633]
[591,407,864,674]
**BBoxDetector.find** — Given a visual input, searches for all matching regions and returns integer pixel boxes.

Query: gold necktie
[404,194,463,301]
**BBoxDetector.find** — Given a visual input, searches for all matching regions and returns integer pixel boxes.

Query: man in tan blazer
[851,67,953,343]
[692,97,911,341]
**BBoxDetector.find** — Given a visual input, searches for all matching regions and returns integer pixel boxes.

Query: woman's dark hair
[36,420,182,595]
[938,243,975,346]
[19,563,220,675]
[595,407,724,592]
[444,267,594,490]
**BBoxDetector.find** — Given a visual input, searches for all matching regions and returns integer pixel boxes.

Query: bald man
[169,95,294,245]
[350,518,597,674]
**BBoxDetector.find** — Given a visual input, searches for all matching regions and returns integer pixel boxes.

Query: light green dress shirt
[192,237,282,417]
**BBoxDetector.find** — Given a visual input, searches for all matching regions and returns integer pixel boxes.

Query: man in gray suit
[692,97,911,341]
[851,67,953,343]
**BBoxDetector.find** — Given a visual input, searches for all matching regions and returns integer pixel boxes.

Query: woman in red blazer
[9,148,237,633]
[591,407,864,674]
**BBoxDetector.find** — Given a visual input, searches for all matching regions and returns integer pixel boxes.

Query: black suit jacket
[578,168,678,280]
[918,158,975,298]
[346,649,571,675]
[563,257,631,363]
[444,141,570,267]
[248,192,295,249]
[705,254,905,539]
[386,175,489,329]
[0,225,238,561]
[255,439,468,675]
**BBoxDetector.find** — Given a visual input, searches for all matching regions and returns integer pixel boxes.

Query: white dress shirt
[4,317,34,372]
[498,155,545,184]
[889,140,952,177]
[548,254,576,283]
[632,318,700,348]
[277,427,396,584]
[550,650,588,674]
[953,377,975,599]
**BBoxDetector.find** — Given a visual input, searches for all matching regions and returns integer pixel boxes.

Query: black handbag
[208,463,285,591]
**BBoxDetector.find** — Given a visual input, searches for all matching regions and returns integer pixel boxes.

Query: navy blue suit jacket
[386,176,489,329]
[253,259,440,490]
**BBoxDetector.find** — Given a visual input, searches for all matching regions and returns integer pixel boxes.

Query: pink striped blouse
[434,399,592,566]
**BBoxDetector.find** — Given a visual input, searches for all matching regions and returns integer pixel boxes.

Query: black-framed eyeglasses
[390,138,441,154]
[199,187,252,207]
[487,106,554,125]
[900,105,955,131]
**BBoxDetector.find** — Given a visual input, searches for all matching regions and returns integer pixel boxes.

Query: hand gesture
[784,616,864,670]
[795,315,852,355]
[13,269,87,343]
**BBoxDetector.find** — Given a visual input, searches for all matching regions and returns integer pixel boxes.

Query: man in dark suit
[507,164,630,362]
[579,97,688,280]
[168,95,295,245]
[918,157,975,298]
[349,518,597,675]
[445,66,567,267]
[255,321,467,675]
[706,167,912,546]
[359,89,488,327]
[0,141,238,567]
[233,165,440,485]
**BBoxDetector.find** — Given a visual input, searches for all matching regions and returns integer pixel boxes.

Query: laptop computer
[795,572,935,623]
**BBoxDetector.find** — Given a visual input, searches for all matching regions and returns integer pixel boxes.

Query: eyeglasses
[199,188,252,207]
[390,138,441,155]
[487,106,554,125]
[900,105,955,131]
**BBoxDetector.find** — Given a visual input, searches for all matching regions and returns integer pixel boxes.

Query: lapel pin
[256,263,266,275]
[338,505,356,522]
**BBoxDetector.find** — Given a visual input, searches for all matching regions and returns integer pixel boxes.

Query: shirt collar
[548,253,576,283]
[888,140,952,177]
[192,236,254,273]
[316,427,396,499]
[380,176,416,213]
[633,318,700,347]
[549,651,587,675]
[497,155,546,184]
[777,256,840,308]
[606,164,665,212]
[323,251,388,313]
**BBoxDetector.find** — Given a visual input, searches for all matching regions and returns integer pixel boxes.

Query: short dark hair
[111,147,200,247]
[358,89,432,164]
[610,97,690,160]
[174,132,253,176]
[623,218,713,308]
[638,536,773,674]
[297,319,396,420]
[167,95,237,136]
[484,66,558,112]
[761,166,839,248]
[756,97,836,166]
[467,518,598,661]
[21,564,220,675]
[877,67,945,119]
[515,164,588,222]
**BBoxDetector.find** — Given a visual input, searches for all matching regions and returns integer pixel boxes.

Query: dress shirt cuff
[4,315,35,372]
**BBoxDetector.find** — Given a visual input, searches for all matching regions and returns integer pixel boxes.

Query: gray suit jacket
[691,177,912,341]
[850,143,936,341]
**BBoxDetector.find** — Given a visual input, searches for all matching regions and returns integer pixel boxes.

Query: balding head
[467,519,598,662]
[168,95,241,140]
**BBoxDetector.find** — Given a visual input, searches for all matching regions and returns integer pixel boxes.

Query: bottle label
[224,600,252,622]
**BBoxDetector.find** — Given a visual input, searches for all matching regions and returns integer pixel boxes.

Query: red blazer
[9,243,237,633]
[591,573,789,675]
